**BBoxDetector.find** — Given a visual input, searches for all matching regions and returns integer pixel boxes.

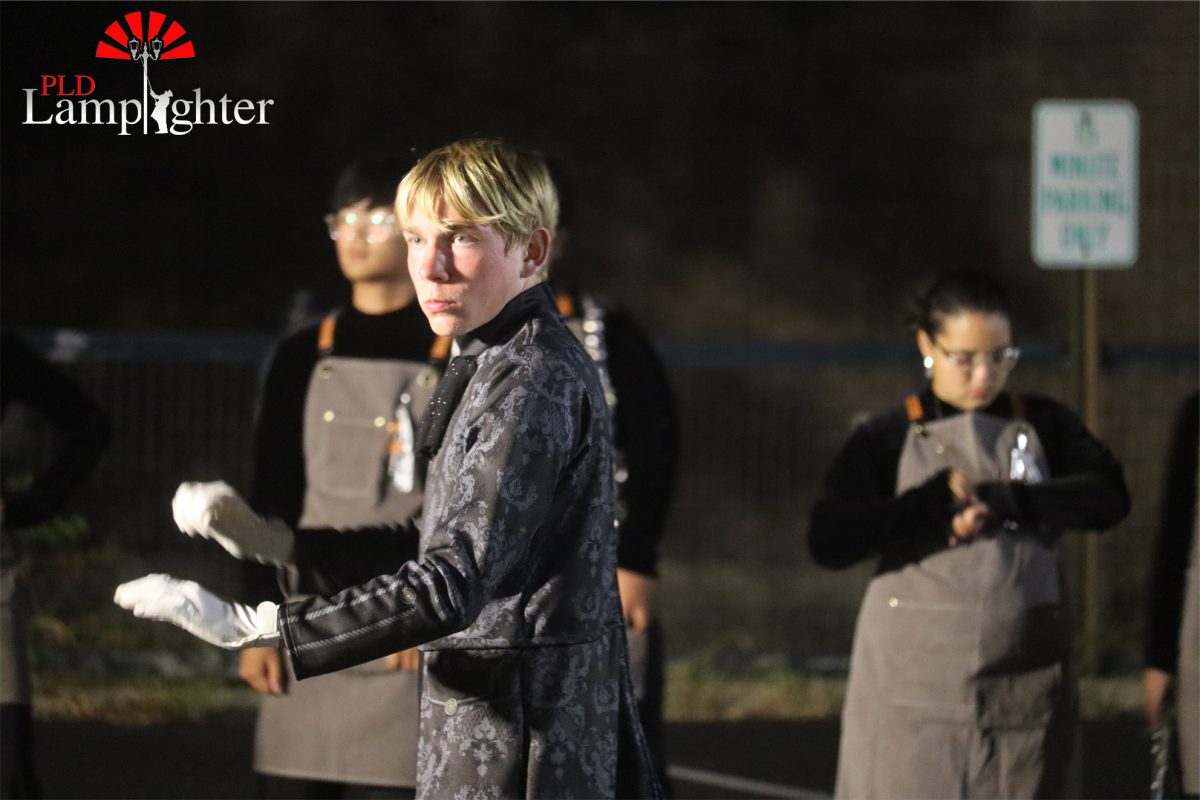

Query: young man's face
[331,200,407,285]
[403,199,545,337]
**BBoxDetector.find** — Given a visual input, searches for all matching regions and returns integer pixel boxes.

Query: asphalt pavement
[32,713,1151,799]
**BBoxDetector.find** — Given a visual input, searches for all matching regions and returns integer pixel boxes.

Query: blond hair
[396,138,559,252]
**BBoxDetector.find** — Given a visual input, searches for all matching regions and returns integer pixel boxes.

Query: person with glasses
[808,270,1130,799]
[237,155,446,799]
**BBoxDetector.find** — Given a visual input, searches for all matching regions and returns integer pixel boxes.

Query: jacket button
[888,597,899,607]
[323,410,335,422]
[444,698,458,715]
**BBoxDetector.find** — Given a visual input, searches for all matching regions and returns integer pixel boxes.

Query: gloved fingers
[171,483,195,535]
[114,573,186,616]
[115,572,213,620]
[114,573,240,648]
[171,480,236,537]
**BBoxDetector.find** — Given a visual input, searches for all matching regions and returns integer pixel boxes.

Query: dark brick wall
[2,3,1195,342]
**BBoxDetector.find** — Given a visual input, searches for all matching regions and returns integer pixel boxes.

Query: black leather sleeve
[280,550,475,680]
[291,520,421,596]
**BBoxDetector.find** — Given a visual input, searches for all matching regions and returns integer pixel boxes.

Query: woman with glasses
[808,270,1130,799]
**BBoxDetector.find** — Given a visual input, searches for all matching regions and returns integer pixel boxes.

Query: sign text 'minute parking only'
[1032,100,1139,268]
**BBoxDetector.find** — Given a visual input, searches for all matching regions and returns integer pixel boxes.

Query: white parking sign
[1032,100,1139,268]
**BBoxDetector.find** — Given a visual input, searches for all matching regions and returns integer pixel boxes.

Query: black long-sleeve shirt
[1144,391,1199,673]
[808,389,1131,572]
[597,307,679,575]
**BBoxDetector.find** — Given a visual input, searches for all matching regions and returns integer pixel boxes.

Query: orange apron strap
[905,394,925,423]
[316,313,337,356]
[555,290,575,318]
[429,334,452,363]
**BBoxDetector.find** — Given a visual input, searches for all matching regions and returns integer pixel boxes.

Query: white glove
[113,573,280,649]
[172,481,294,566]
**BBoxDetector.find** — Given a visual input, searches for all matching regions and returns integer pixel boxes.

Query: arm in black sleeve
[291,520,421,596]
[1144,392,1199,672]
[281,549,467,679]
[975,396,1132,533]
[248,333,313,526]
[605,310,679,576]
[808,412,957,570]
[241,332,315,603]
[1,330,110,528]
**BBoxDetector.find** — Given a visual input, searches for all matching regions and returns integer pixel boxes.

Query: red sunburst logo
[95,11,195,61]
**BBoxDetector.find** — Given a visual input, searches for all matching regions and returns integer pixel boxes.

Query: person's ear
[916,329,934,360]
[520,227,552,279]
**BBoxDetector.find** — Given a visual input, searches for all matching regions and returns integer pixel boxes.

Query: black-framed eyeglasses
[934,343,1021,372]
[324,209,399,243]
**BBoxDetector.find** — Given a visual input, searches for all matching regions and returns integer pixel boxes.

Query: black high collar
[455,284,558,356]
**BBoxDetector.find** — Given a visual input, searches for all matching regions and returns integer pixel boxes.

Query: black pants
[0,703,41,799]
[261,774,414,800]
[636,620,672,798]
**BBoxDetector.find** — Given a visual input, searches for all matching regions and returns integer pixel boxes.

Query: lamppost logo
[22,10,274,136]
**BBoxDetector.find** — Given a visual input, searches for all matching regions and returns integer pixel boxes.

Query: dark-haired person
[808,271,1130,799]
[1,328,110,799]
[1144,391,1199,798]
[238,155,445,799]
[544,155,679,793]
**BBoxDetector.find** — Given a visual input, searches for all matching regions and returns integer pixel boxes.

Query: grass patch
[666,661,846,720]
[32,658,1144,725]
[665,663,1145,722]
[33,671,257,725]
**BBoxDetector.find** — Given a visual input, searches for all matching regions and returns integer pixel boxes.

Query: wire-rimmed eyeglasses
[934,343,1021,372]
[324,209,399,243]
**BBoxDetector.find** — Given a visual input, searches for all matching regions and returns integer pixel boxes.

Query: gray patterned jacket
[280,286,661,799]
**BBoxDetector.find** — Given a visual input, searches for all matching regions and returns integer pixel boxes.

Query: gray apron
[836,408,1081,799]
[1177,496,1199,795]
[254,353,440,787]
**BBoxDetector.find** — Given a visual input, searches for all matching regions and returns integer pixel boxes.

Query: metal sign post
[1032,99,1139,675]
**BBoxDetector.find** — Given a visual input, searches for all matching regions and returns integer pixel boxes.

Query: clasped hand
[947,469,990,547]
